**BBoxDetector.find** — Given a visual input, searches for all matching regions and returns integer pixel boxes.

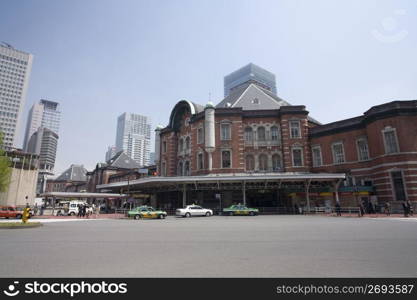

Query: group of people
[77,203,98,218]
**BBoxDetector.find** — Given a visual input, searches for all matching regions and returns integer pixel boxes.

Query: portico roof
[97,172,345,190]
[41,192,127,198]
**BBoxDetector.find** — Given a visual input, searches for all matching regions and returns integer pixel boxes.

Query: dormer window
[252,98,259,104]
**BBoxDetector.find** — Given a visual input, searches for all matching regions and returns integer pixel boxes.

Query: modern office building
[26,127,59,193]
[0,43,33,149]
[23,99,60,150]
[105,145,117,162]
[224,63,277,97]
[115,113,151,166]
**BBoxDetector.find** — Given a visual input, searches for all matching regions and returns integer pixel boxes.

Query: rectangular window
[197,153,204,170]
[162,141,167,153]
[312,146,322,167]
[289,121,301,138]
[383,129,399,154]
[292,148,303,167]
[391,171,406,201]
[356,138,369,161]
[221,150,231,168]
[332,142,345,164]
[220,123,231,140]
[197,127,204,144]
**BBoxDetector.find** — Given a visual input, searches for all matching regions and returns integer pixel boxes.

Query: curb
[0,223,43,229]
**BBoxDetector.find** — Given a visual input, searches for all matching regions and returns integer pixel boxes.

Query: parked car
[176,205,213,217]
[0,206,27,219]
[128,206,167,220]
[223,204,258,216]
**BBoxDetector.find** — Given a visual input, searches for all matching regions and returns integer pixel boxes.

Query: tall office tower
[224,63,277,97]
[0,43,33,149]
[23,99,61,150]
[115,113,151,166]
[26,127,59,193]
[105,145,117,162]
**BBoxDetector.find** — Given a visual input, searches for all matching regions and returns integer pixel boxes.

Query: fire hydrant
[22,207,30,224]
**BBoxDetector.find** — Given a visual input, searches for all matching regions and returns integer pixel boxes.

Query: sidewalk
[32,213,126,220]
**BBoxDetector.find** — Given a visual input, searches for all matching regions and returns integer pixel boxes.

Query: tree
[0,133,11,192]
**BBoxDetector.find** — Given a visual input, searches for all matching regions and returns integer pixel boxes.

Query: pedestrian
[95,204,100,218]
[402,201,409,217]
[384,202,391,216]
[359,202,365,217]
[77,204,82,218]
[335,202,341,216]
[33,203,38,216]
[294,204,299,215]
[406,200,413,217]
[81,204,86,218]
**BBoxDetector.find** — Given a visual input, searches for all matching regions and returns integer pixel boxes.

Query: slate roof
[215,83,321,124]
[56,164,88,182]
[105,151,141,169]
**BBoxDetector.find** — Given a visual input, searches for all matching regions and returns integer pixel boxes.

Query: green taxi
[223,204,259,216]
[128,206,167,220]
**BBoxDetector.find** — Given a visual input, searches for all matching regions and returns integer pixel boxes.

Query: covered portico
[97,173,345,212]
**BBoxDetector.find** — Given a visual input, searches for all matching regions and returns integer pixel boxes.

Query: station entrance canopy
[96,173,345,211]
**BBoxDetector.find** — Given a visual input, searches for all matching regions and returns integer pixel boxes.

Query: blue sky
[1,0,416,174]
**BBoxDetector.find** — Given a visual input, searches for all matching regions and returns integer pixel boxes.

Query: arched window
[259,154,268,171]
[185,136,190,151]
[161,162,166,176]
[257,127,266,141]
[272,154,281,171]
[271,126,279,141]
[178,161,183,176]
[245,155,255,171]
[244,127,253,142]
[184,161,190,176]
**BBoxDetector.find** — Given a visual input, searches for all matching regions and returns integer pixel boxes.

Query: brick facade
[157,99,417,207]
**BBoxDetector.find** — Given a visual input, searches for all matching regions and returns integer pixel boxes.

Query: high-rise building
[115,113,151,166]
[0,43,33,149]
[26,127,59,193]
[105,145,117,162]
[23,99,60,150]
[224,63,277,97]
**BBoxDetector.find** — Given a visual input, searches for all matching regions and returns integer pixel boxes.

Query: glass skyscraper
[224,63,277,97]
[115,113,151,166]
[23,99,61,151]
[0,43,33,149]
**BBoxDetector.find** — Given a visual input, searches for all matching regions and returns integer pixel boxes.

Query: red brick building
[98,82,416,212]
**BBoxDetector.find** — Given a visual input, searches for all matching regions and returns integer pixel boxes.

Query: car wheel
[159,214,166,219]
[229,212,234,216]
[16,214,22,219]
[185,212,191,218]
[205,212,211,217]
[134,214,141,220]
[70,212,75,216]
[249,211,255,216]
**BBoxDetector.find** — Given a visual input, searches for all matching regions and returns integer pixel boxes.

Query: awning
[97,172,345,191]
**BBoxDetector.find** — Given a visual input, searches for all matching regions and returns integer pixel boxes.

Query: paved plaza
[1,215,417,277]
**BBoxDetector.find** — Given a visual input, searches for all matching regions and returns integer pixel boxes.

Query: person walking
[359,202,365,217]
[384,202,391,216]
[406,200,413,217]
[402,201,409,217]
[96,204,100,218]
[335,202,341,216]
